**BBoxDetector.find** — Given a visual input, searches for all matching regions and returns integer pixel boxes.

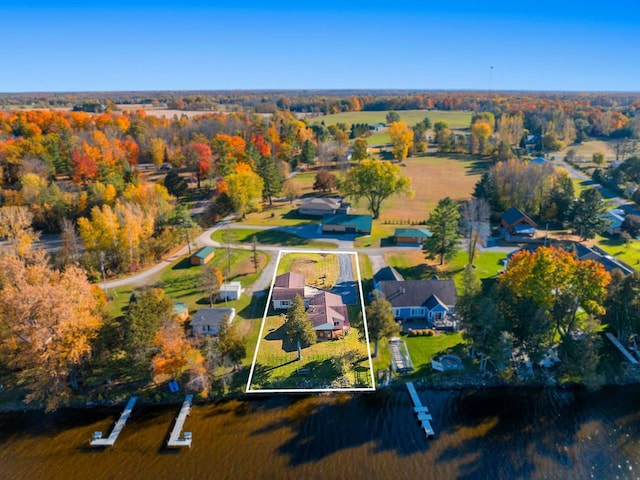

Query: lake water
[1,386,640,480]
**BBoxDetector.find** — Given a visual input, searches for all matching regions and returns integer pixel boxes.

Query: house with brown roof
[272,272,306,310]
[307,291,350,340]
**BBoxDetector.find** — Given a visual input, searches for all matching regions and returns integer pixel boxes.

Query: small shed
[219,282,242,301]
[190,246,215,266]
[190,307,235,335]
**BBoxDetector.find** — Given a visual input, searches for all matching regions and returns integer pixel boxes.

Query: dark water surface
[1,386,640,480]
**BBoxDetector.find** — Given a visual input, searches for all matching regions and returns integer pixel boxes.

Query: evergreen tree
[567,188,608,240]
[423,197,461,265]
[257,156,284,206]
[285,295,316,361]
[361,292,400,358]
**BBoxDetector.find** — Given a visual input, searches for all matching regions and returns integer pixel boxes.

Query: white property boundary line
[245,249,376,393]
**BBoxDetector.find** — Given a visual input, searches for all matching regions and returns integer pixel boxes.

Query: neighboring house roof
[272,272,306,301]
[322,214,373,232]
[191,246,215,259]
[501,207,537,228]
[377,279,457,308]
[604,209,625,231]
[307,291,350,330]
[299,197,341,211]
[529,157,549,165]
[394,228,432,239]
[373,266,405,285]
[190,308,235,332]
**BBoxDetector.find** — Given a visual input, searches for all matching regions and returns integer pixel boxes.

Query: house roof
[191,246,215,259]
[322,214,373,232]
[307,291,350,330]
[374,266,404,284]
[377,279,457,308]
[274,272,305,289]
[300,197,341,210]
[190,307,235,328]
[394,228,432,238]
[220,281,242,292]
[501,207,537,228]
[273,272,306,301]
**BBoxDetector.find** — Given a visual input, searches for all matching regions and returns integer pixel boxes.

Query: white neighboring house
[219,281,242,301]
[604,209,625,235]
[298,197,350,216]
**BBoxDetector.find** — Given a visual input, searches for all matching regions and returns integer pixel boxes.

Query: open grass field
[311,110,473,130]
[376,154,489,223]
[558,139,618,164]
[248,314,373,390]
[276,252,340,288]
[211,227,337,250]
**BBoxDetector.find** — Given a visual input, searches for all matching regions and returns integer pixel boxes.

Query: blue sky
[1,1,639,92]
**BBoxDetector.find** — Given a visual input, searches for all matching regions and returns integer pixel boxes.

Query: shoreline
[3,372,640,415]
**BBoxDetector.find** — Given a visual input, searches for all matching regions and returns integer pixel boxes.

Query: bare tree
[462,198,490,265]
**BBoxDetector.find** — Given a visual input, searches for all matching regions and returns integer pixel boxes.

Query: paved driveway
[331,253,358,305]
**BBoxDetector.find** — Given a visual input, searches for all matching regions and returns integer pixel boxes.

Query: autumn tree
[361,291,399,358]
[341,159,412,219]
[423,197,461,265]
[470,119,493,155]
[282,179,302,205]
[497,113,524,146]
[592,151,605,166]
[0,206,40,257]
[183,141,213,189]
[0,251,102,410]
[312,169,337,192]
[500,246,610,340]
[352,137,368,163]
[225,162,264,218]
[388,121,414,161]
[566,188,608,240]
[200,264,223,307]
[285,294,316,361]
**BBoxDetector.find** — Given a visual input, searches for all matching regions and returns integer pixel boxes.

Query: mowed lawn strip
[211,227,337,249]
[276,252,340,288]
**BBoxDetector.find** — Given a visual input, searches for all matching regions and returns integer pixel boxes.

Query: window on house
[393,309,400,318]
[410,308,424,316]
[434,312,443,320]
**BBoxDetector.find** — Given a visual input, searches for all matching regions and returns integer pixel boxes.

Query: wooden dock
[406,382,434,439]
[605,333,639,364]
[167,394,193,448]
[90,396,137,447]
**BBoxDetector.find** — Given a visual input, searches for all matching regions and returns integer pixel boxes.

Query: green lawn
[596,235,640,268]
[311,110,473,130]
[211,227,337,250]
[249,314,372,390]
[277,252,340,288]
[371,332,468,379]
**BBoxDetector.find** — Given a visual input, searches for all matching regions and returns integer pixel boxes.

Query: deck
[167,394,194,448]
[605,333,639,364]
[406,382,434,439]
[90,396,137,447]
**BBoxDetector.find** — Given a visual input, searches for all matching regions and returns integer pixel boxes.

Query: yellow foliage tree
[225,162,264,218]
[388,121,414,161]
